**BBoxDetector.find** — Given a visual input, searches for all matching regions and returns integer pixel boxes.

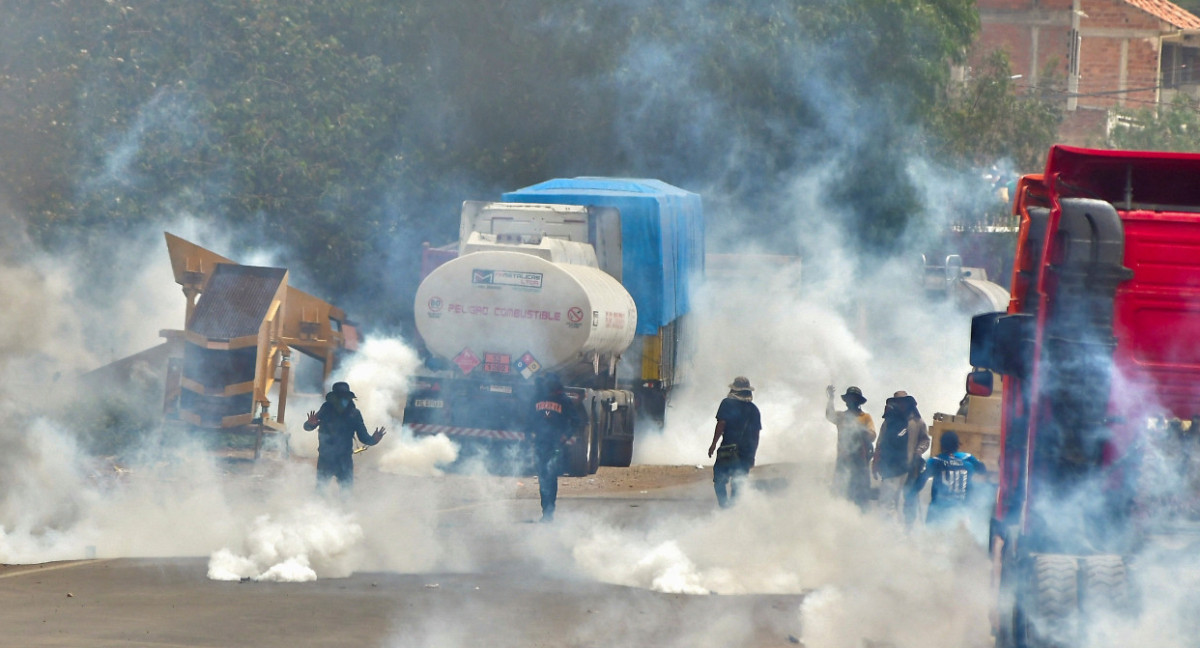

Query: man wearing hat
[826,385,876,509]
[872,390,929,524]
[707,376,763,508]
[304,381,386,489]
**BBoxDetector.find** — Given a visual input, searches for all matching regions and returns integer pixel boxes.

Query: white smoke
[325,336,461,477]
[636,251,970,469]
[207,502,364,582]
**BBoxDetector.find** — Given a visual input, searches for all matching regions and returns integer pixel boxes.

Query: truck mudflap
[408,422,525,441]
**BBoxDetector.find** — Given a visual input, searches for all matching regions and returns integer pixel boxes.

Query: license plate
[413,399,444,408]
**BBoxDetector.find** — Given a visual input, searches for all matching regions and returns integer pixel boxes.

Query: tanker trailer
[405,179,703,476]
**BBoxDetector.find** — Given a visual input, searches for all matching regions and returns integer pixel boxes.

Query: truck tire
[566,423,595,477]
[1079,554,1129,623]
[1017,554,1080,648]
[588,420,601,474]
[602,439,633,467]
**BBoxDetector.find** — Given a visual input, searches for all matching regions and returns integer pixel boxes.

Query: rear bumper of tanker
[403,376,538,475]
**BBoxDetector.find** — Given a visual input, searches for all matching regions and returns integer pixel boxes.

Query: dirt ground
[515,464,714,498]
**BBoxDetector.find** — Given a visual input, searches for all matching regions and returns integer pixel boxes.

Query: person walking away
[708,376,763,508]
[529,373,580,522]
[304,381,386,491]
[911,431,987,528]
[871,391,929,524]
[826,385,876,509]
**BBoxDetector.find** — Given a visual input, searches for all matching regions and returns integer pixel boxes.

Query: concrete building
[974,0,1200,144]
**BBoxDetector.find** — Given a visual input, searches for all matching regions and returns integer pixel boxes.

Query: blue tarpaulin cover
[503,178,704,335]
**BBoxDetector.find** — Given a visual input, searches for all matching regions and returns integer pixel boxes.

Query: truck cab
[971,146,1200,647]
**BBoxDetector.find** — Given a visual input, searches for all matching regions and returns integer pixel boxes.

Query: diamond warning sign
[513,351,542,379]
[453,348,481,375]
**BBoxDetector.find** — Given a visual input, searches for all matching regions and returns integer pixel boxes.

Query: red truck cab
[972,146,1200,647]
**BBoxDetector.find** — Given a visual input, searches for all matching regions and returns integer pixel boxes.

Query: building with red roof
[973,0,1200,146]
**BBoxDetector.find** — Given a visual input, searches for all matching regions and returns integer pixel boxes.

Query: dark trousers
[316,453,354,490]
[536,449,562,518]
[835,455,872,510]
[713,458,749,508]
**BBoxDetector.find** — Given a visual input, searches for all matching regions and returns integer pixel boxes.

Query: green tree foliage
[930,50,1062,172]
[0,0,992,325]
[1108,94,1200,152]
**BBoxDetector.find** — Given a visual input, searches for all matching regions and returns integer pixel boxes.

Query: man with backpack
[707,376,763,508]
[872,390,929,524]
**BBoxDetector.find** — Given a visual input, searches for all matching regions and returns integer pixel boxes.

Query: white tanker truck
[404,179,704,475]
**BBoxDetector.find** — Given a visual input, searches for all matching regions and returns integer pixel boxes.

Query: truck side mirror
[971,312,1034,377]
[970,312,1004,368]
[966,370,993,397]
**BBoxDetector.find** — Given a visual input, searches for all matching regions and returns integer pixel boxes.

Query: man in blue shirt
[707,376,762,508]
[912,431,987,526]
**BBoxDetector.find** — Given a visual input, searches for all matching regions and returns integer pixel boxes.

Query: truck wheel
[1079,554,1129,625]
[1017,554,1080,648]
[565,424,594,477]
[602,439,633,467]
[587,422,601,474]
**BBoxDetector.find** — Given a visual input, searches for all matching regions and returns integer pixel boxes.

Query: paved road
[0,559,802,648]
[0,469,806,648]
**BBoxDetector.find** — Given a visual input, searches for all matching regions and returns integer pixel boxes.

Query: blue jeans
[536,448,562,518]
[713,457,749,507]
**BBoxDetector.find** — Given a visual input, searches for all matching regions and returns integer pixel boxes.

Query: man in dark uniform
[304,381,386,490]
[529,373,580,522]
[707,376,763,508]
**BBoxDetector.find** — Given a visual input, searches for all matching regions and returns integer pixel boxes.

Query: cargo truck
[970,146,1200,647]
[404,178,703,476]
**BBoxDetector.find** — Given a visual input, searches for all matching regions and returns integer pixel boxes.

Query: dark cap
[331,381,357,398]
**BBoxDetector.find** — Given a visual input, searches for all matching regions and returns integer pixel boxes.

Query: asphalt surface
[0,558,803,648]
[0,467,807,648]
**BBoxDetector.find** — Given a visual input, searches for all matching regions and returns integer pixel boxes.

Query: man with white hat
[826,385,876,509]
[707,376,763,508]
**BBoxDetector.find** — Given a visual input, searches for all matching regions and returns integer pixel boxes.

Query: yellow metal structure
[929,381,1002,475]
[160,233,358,454]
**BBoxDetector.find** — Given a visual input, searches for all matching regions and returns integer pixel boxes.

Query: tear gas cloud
[3,6,1194,648]
[0,194,1001,648]
[1,43,1000,648]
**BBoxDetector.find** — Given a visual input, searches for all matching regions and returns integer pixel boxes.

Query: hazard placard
[514,352,542,379]
[453,348,481,374]
[483,352,512,373]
